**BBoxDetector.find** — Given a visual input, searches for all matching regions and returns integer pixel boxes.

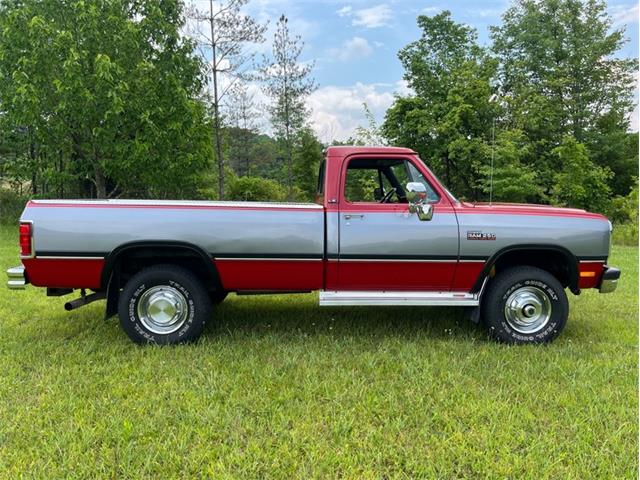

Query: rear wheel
[118,264,212,345]
[481,266,568,344]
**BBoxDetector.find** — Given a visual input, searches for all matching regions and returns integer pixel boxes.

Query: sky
[203,0,640,141]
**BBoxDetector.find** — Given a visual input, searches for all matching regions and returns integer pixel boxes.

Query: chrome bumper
[599,266,620,294]
[6,266,27,290]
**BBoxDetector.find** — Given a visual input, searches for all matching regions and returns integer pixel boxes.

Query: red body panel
[23,258,104,289]
[451,262,487,291]
[454,202,608,220]
[215,259,323,291]
[335,261,457,291]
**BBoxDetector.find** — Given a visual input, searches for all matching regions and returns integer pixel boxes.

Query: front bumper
[599,266,620,294]
[6,266,27,290]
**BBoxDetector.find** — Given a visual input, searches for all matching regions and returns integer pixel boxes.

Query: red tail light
[19,222,33,257]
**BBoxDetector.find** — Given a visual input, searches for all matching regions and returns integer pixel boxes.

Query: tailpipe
[64,291,106,311]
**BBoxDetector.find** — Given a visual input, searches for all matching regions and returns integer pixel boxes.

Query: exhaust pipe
[64,291,106,311]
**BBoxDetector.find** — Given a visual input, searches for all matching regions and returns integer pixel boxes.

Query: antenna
[488,94,498,206]
[490,116,495,206]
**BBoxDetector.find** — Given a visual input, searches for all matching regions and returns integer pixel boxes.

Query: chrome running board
[319,290,480,307]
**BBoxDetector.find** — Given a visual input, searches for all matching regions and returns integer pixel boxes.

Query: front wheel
[481,266,568,344]
[118,264,212,345]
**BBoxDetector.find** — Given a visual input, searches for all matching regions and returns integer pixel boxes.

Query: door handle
[344,214,365,220]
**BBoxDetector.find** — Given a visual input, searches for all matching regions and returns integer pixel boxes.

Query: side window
[343,158,440,204]
[316,161,325,195]
[344,166,380,202]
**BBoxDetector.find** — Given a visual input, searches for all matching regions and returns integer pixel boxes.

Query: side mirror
[406,182,433,221]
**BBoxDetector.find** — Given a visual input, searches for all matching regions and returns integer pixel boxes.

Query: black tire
[211,291,228,305]
[481,266,568,344]
[118,264,212,345]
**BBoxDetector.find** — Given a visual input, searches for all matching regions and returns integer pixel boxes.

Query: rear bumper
[599,266,620,294]
[6,266,27,290]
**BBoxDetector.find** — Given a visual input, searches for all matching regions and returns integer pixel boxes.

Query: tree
[491,0,638,195]
[382,11,498,200]
[292,128,323,201]
[480,129,543,203]
[354,103,386,146]
[225,81,260,176]
[0,0,212,199]
[259,15,316,199]
[552,136,612,212]
[186,0,266,198]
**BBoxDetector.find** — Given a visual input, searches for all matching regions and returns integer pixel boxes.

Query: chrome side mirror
[406,182,433,221]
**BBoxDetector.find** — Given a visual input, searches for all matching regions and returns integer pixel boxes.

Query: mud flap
[105,271,120,319]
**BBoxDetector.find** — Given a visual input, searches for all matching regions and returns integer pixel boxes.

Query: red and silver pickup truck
[6,146,620,345]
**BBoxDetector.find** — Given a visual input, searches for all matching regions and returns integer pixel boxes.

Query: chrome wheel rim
[504,286,552,334]
[137,286,188,335]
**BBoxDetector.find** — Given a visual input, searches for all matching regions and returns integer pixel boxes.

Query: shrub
[0,189,28,224]
[612,222,638,246]
[225,176,287,202]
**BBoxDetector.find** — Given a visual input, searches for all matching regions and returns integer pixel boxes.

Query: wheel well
[474,246,579,294]
[102,242,223,318]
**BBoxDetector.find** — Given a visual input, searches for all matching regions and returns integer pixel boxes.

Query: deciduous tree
[0,0,213,199]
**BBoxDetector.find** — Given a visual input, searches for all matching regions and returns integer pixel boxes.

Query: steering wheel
[379,187,397,203]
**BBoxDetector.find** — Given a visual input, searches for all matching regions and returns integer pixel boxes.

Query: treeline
[383,4,638,219]
[0,0,637,229]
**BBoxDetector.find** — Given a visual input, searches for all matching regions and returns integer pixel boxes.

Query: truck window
[316,160,325,198]
[344,158,439,203]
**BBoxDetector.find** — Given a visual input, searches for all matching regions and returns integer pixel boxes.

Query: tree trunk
[29,137,37,195]
[209,0,224,199]
[94,166,107,199]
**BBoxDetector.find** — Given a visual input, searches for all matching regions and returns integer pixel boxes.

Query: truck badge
[467,231,496,241]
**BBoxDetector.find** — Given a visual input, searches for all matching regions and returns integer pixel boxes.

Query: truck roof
[325,145,417,156]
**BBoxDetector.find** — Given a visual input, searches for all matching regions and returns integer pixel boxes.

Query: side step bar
[319,290,480,307]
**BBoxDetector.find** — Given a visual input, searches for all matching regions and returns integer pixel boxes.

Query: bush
[607,179,638,246]
[225,176,286,202]
[0,189,28,224]
[612,222,638,246]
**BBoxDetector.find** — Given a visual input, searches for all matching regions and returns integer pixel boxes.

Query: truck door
[336,155,459,291]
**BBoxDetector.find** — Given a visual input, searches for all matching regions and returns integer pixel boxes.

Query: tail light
[19,222,33,258]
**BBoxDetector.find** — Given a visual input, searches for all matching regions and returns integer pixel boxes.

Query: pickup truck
[6,146,620,345]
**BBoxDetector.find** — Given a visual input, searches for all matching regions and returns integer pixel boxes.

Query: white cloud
[307,82,405,141]
[610,3,639,25]
[630,106,638,131]
[330,36,374,62]
[421,6,441,14]
[338,4,393,29]
[337,6,352,17]
[629,71,639,132]
[471,8,503,18]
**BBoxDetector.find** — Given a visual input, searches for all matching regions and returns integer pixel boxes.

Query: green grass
[0,225,637,478]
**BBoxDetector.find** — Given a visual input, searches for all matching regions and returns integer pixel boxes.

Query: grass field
[0,225,637,478]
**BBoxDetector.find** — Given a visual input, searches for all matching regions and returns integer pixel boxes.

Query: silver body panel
[457,213,611,259]
[338,211,459,258]
[23,200,324,258]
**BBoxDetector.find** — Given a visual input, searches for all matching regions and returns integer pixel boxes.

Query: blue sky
[237,0,639,140]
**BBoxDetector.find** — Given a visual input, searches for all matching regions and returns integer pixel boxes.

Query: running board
[319,290,480,307]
